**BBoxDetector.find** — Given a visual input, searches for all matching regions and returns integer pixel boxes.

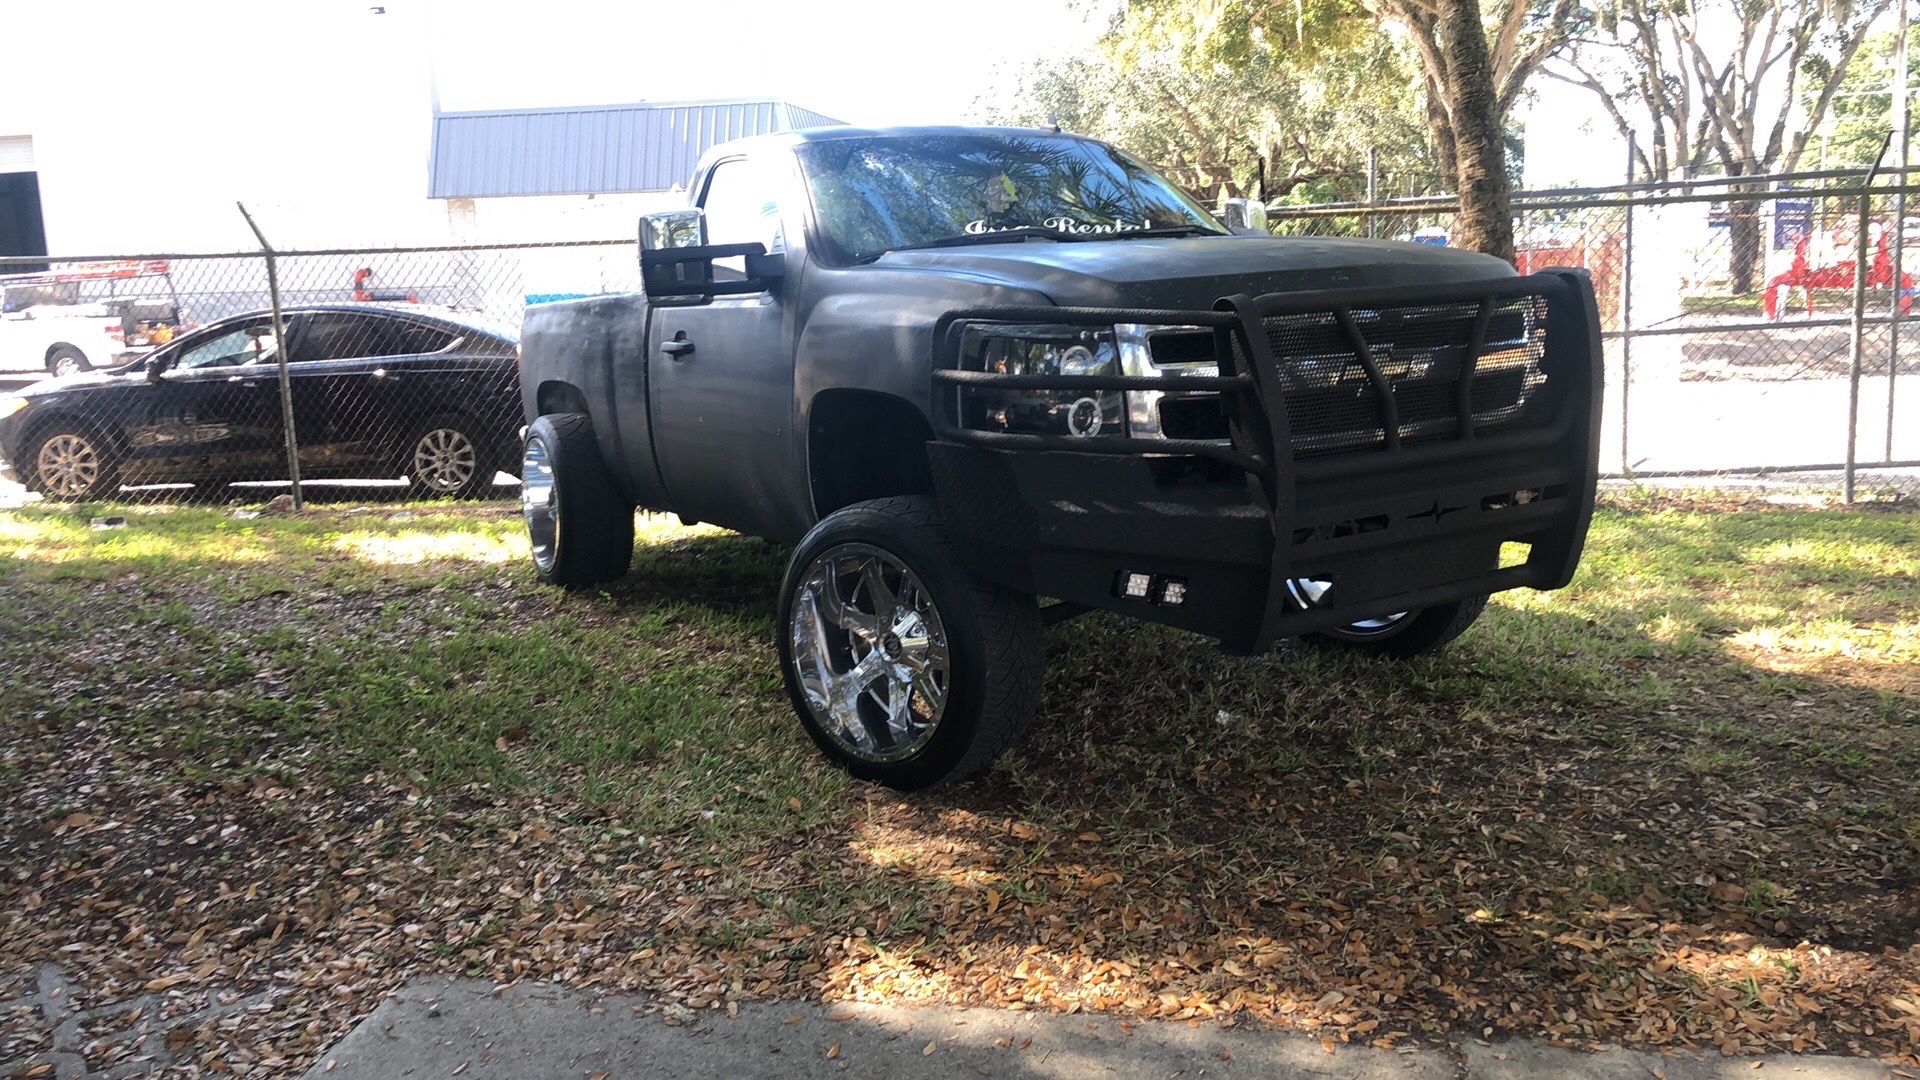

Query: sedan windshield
[796,133,1225,262]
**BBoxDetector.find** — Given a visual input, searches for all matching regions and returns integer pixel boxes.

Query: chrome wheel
[412,427,478,493]
[522,435,557,572]
[51,354,84,377]
[36,433,102,498]
[1321,610,1415,642]
[789,543,951,762]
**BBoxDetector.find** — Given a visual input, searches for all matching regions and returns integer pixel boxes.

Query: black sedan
[0,305,521,501]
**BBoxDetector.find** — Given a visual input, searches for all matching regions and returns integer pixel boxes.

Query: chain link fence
[0,242,637,506]
[1270,174,1920,496]
[3,173,1916,509]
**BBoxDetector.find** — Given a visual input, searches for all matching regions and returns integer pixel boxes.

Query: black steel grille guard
[929,269,1606,649]
[931,271,1595,481]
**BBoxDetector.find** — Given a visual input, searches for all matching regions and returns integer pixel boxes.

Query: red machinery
[351,266,420,304]
[1764,224,1915,319]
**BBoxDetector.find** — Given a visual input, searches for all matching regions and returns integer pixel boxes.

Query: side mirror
[640,208,708,252]
[144,353,168,381]
[1222,197,1269,236]
[638,208,786,301]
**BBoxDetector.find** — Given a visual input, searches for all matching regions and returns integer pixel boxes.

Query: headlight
[958,324,1124,438]
[0,396,27,420]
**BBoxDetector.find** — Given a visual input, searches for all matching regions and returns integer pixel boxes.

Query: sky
[419,0,1108,125]
[0,0,1750,251]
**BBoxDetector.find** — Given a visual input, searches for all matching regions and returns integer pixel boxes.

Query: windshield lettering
[963,217,1155,236]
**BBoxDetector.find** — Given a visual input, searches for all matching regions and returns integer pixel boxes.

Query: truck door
[647,156,797,537]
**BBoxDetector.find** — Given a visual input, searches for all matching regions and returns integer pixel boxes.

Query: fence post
[1890,6,1910,463]
[1847,133,1895,504]
[1365,148,1378,239]
[1619,134,1635,479]
[236,203,304,512]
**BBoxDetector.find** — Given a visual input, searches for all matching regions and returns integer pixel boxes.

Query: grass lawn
[1,493,1917,1073]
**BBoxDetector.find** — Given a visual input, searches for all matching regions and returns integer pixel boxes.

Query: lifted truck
[516,126,1603,790]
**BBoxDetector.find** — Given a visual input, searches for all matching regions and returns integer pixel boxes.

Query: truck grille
[1159,297,1552,456]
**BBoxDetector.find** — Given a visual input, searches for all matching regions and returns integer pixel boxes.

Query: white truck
[0,260,183,376]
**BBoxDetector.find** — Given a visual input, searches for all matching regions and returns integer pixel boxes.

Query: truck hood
[871,234,1514,309]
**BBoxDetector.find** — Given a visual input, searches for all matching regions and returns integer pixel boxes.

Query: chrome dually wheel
[789,543,952,763]
[1320,610,1414,642]
[1304,596,1489,658]
[522,433,558,573]
[519,413,632,587]
[777,497,1042,789]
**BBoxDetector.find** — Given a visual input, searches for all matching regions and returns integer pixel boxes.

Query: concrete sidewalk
[302,977,1896,1080]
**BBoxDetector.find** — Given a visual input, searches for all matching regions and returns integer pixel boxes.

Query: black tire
[21,422,120,502]
[403,412,496,499]
[776,496,1042,791]
[522,413,633,587]
[1303,595,1488,658]
[46,346,90,377]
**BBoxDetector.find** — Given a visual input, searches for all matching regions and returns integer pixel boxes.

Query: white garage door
[0,136,34,174]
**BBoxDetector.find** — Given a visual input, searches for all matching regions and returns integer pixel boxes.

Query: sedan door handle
[660,335,695,360]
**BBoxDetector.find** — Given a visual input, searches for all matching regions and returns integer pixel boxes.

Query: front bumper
[0,415,22,485]
[926,270,1604,654]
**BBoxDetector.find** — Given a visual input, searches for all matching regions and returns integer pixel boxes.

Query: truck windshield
[795,133,1226,262]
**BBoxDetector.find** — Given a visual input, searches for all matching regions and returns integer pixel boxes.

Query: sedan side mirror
[144,353,168,382]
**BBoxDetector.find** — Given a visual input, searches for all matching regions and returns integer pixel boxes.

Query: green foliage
[1806,30,1915,170]
[975,11,1438,203]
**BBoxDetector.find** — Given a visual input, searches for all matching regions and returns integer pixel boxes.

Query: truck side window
[700,158,783,279]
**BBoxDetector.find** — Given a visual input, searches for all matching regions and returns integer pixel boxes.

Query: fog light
[1065,396,1105,437]
[1158,578,1187,606]
[1119,571,1152,599]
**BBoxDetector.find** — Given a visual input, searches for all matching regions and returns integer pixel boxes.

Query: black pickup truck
[517,126,1603,790]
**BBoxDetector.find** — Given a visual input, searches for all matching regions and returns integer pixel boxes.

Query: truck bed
[517,293,671,512]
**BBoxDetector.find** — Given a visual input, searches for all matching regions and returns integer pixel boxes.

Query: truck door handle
[660,334,695,360]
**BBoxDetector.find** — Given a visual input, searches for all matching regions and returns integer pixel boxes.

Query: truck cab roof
[692,125,1109,179]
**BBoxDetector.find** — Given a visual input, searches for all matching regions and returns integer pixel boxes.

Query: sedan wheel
[410,426,480,496]
[35,432,107,499]
[789,543,952,763]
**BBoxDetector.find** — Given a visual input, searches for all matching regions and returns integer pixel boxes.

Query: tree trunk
[1438,0,1513,260]
[1424,78,1460,191]
[1726,198,1762,295]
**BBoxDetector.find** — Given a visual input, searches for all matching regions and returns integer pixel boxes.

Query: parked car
[517,125,1603,790]
[1,260,185,375]
[0,304,520,500]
